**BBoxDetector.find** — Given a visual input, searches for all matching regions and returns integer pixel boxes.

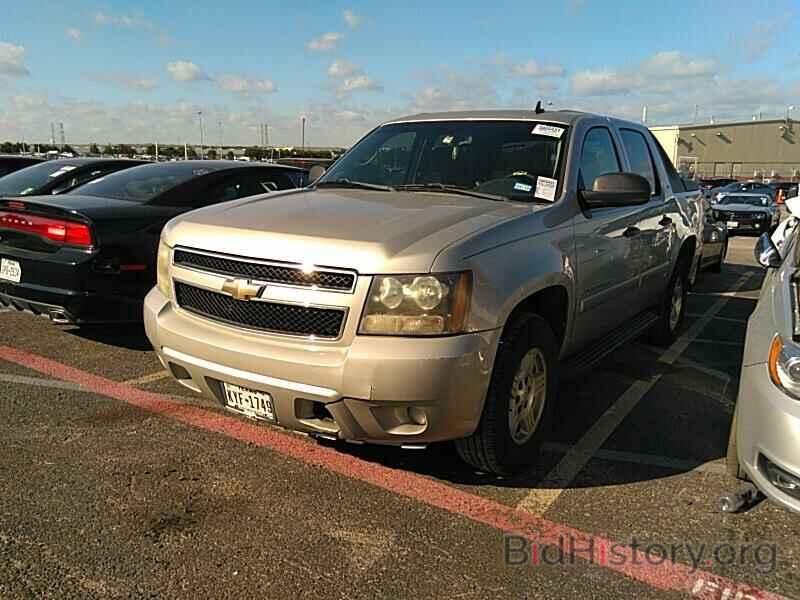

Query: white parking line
[686,312,747,324]
[542,442,727,476]
[122,371,171,386]
[516,272,754,516]
[0,373,83,391]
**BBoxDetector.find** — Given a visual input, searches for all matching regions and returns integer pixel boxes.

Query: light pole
[301,116,306,149]
[218,120,223,155]
[197,111,204,159]
[786,105,795,123]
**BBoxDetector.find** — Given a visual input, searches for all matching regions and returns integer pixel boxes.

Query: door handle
[659,215,673,226]
[623,226,641,238]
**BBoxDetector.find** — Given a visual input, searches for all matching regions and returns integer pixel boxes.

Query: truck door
[572,126,648,344]
[617,128,672,310]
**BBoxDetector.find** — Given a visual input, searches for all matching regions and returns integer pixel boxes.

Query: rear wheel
[649,257,689,346]
[709,240,727,273]
[455,315,558,475]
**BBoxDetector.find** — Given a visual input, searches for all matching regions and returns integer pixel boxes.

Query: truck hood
[715,203,769,213]
[163,188,532,273]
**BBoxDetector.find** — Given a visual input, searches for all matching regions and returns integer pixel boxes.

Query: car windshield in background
[319,121,566,202]
[718,195,769,206]
[74,163,220,202]
[0,161,79,196]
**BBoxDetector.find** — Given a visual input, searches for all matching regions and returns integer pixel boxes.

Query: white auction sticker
[532,124,564,138]
[48,166,77,178]
[535,177,558,201]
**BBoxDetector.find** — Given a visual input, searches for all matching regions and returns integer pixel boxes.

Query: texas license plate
[726,221,738,229]
[222,382,275,422]
[0,258,21,283]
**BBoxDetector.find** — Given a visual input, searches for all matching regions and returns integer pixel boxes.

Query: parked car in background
[144,109,702,474]
[710,181,776,204]
[727,228,800,513]
[711,192,779,236]
[0,161,307,323]
[699,177,736,198]
[684,177,727,277]
[0,158,146,198]
[0,155,44,178]
[770,181,798,201]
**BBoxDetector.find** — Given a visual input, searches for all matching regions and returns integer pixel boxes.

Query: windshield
[0,161,80,196]
[319,121,566,202]
[73,162,220,202]
[718,195,769,207]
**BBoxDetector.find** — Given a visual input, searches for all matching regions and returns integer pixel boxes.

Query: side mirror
[580,172,651,209]
[755,232,782,268]
[308,165,326,183]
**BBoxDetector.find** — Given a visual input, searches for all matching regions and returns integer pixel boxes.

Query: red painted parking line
[0,345,787,600]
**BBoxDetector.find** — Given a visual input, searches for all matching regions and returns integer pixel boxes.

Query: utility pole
[50,123,56,146]
[218,120,223,154]
[59,122,65,149]
[301,116,306,149]
[155,142,159,161]
[197,111,204,159]
[264,123,269,147]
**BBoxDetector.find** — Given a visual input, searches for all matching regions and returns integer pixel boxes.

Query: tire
[709,240,727,273]
[648,256,689,346]
[455,315,559,475]
[726,405,748,480]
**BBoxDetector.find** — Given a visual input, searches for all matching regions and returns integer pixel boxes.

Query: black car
[709,180,775,203]
[0,160,306,323]
[770,180,798,200]
[711,192,779,236]
[0,154,44,178]
[0,158,146,198]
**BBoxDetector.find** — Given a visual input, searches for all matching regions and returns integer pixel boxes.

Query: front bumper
[718,217,771,235]
[144,287,500,444]
[736,362,800,513]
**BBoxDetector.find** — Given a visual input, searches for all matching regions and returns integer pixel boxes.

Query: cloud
[218,75,276,95]
[327,59,360,77]
[639,51,716,78]
[166,60,208,82]
[738,14,790,62]
[0,42,29,78]
[86,72,158,91]
[337,75,383,96]
[66,28,83,43]
[307,32,344,52]
[93,11,173,46]
[343,9,363,29]
[510,59,565,77]
[571,50,717,96]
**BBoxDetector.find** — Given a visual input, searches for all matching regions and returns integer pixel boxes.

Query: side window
[652,136,685,193]
[620,129,661,196]
[578,127,621,190]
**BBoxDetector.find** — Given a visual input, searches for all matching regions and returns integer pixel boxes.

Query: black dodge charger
[0,157,147,197]
[0,160,306,323]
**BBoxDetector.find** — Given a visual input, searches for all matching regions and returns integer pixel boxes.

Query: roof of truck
[384,109,591,126]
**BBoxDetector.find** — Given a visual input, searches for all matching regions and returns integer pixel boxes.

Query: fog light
[759,454,800,499]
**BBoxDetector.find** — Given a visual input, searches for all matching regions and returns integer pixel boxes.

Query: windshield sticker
[442,135,454,144]
[192,169,212,176]
[532,124,564,138]
[514,182,533,193]
[535,177,558,201]
[48,165,78,178]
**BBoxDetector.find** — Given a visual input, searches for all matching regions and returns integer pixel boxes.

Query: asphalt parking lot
[1,235,799,600]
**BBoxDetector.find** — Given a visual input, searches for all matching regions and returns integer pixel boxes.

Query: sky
[0,0,798,147]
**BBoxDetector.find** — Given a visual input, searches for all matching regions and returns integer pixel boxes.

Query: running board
[561,310,659,379]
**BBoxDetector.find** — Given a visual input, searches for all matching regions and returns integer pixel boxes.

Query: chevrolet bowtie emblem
[221,279,263,301]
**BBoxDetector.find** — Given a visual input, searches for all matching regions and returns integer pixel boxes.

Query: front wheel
[455,315,559,475]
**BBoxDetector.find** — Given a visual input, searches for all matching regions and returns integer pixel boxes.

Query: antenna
[534,100,545,114]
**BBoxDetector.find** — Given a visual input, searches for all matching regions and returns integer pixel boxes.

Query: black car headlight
[359,272,472,336]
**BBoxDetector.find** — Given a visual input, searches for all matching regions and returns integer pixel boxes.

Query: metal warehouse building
[651,118,800,181]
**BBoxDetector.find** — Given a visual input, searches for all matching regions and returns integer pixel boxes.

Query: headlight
[359,272,472,336]
[156,239,172,299]
[768,336,800,399]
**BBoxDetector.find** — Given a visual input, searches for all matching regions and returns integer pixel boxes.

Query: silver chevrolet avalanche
[145,110,702,474]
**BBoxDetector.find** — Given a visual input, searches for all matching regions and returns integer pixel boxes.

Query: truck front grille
[174,282,346,339]
[173,249,356,292]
